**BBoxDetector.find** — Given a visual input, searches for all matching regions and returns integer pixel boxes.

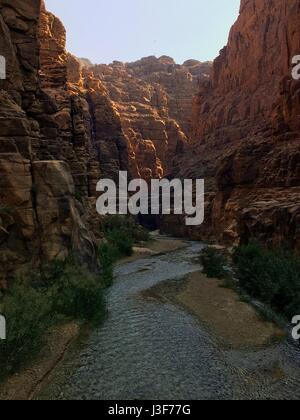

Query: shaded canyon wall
[162,0,300,250]
[0,0,128,285]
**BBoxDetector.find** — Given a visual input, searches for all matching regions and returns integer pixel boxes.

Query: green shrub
[0,216,148,380]
[0,261,107,379]
[233,243,300,319]
[102,215,134,234]
[97,215,150,287]
[49,265,106,323]
[98,225,135,287]
[98,241,118,266]
[102,215,150,244]
[0,284,52,377]
[99,216,138,269]
[105,229,134,258]
[98,241,118,286]
[200,247,229,280]
[31,259,67,289]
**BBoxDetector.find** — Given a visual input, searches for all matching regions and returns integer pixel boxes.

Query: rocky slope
[162,0,300,250]
[89,57,211,180]
[0,0,128,286]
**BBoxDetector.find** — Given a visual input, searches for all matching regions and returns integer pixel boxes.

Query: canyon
[0,0,299,286]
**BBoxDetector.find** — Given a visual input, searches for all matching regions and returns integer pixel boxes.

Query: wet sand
[145,271,285,350]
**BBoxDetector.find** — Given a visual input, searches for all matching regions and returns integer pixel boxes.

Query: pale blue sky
[45,0,240,64]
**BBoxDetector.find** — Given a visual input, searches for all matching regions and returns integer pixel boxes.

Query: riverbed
[36,239,300,400]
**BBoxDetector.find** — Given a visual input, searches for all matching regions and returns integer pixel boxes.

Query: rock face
[89,57,211,180]
[0,1,128,285]
[163,0,300,249]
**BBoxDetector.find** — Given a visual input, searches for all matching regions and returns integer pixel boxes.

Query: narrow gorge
[0,0,300,401]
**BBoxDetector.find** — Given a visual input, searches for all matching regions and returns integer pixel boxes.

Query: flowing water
[37,240,300,400]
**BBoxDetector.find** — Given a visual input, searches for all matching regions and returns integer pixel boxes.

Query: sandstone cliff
[0,0,128,285]
[89,57,211,180]
[163,0,300,249]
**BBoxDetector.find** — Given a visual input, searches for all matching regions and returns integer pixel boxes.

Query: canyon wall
[0,0,128,286]
[89,57,211,180]
[163,0,300,249]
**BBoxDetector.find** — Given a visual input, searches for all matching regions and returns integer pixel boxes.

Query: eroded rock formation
[0,0,128,285]
[89,57,211,180]
[163,0,300,249]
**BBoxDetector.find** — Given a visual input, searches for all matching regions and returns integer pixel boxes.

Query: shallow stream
[37,240,300,400]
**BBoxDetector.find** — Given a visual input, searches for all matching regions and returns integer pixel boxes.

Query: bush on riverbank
[200,247,230,280]
[98,216,134,283]
[0,283,52,379]
[233,243,300,319]
[48,265,105,323]
[0,261,106,379]
[201,242,300,321]
[102,215,150,244]
[0,216,149,380]
[98,241,117,285]
[105,228,134,259]
[98,216,150,281]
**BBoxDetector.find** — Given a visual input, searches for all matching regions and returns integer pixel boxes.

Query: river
[36,239,300,400]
